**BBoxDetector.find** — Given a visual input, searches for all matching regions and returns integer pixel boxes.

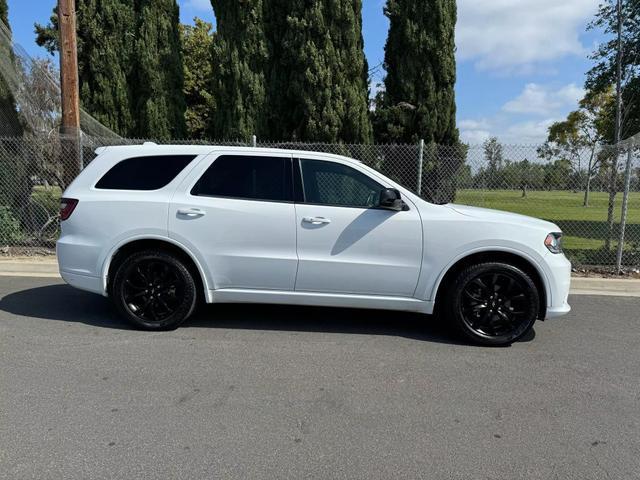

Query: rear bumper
[57,236,106,296]
[59,269,104,296]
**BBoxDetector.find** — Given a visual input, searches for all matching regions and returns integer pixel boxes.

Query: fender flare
[428,246,553,307]
[99,234,213,302]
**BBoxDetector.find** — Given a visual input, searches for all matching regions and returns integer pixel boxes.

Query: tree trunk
[604,154,619,250]
[583,148,596,207]
[583,174,592,207]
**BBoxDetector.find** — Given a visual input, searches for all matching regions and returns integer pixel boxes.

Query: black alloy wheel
[447,262,539,346]
[112,249,197,330]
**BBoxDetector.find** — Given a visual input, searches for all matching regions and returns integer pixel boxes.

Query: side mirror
[378,188,406,211]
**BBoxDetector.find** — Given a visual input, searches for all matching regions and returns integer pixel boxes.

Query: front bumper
[546,302,571,319]
[543,252,572,319]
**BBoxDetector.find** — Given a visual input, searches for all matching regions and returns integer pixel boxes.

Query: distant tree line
[455,136,637,196]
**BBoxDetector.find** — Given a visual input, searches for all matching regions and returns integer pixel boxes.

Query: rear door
[169,152,297,291]
[293,158,423,297]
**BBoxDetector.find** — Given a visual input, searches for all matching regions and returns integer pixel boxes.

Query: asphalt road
[1,276,639,480]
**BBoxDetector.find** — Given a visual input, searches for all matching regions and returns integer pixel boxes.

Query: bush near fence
[0,134,638,269]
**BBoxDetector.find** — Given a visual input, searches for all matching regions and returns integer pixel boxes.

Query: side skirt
[209,288,434,314]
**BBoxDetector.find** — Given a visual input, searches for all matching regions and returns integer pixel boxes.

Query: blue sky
[6,0,604,144]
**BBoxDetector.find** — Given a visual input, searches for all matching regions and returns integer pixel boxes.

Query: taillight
[60,198,78,221]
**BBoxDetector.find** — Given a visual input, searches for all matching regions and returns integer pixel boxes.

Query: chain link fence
[1,133,638,270]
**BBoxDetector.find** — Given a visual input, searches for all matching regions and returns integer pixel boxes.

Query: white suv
[57,144,571,346]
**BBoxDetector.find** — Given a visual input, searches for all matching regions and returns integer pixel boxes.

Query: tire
[445,262,539,346]
[111,249,198,330]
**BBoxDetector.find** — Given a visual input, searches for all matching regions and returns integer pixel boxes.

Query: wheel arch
[102,236,210,302]
[432,250,548,320]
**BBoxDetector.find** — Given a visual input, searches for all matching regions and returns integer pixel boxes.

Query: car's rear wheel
[111,249,197,330]
[445,262,539,346]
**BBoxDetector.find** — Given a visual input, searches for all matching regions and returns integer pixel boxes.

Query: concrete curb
[0,259,60,278]
[1,258,639,296]
[570,277,640,296]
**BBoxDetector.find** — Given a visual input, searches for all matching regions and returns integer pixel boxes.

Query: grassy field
[455,189,640,263]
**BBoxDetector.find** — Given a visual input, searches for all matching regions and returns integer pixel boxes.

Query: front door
[294,158,423,297]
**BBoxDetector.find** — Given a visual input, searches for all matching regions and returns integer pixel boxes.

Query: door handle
[177,207,206,217]
[302,216,331,225]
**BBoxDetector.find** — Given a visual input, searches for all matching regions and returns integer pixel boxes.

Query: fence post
[251,135,257,148]
[78,131,84,170]
[615,141,634,273]
[416,138,424,196]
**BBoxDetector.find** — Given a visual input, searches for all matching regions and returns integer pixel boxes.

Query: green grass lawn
[455,190,640,263]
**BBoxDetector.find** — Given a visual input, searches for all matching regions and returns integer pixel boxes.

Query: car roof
[96,144,362,164]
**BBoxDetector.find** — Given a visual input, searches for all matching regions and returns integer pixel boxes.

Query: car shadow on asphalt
[0,284,535,346]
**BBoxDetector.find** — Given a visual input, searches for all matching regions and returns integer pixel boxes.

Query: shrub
[0,206,23,244]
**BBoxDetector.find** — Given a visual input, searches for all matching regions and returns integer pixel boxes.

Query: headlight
[544,232,563,254]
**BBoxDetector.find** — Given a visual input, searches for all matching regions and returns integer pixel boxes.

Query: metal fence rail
[0,134,638,269]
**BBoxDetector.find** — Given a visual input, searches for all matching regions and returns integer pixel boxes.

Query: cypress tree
[181,18,215,140]
[209,0,267,140]
[133,0,186,139]
[263,0,372,143]
[374,0,458,145]
[0,0,23,136]
[76,0,137,137]
[35,0,186,139]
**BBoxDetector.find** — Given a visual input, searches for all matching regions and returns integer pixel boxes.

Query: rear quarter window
[95,155,197,190]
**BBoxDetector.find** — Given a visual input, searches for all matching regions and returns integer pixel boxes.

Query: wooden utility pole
[57,0,81,185]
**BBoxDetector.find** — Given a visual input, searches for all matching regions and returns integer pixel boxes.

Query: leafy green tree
[587,0,639,138]
[0,0,23,136]
[209,0,267,140]
[35,2,136,136]
[0,0,7,25]
[262,0,372,143]
[181,18,215,139]
[373,0,461,203]
[538,89,614,206]
[482,137,504,188]
[587,0,639,249]
[133,0,186,139]
[35,0,186,139]
[79,0,137,137]
[543,159,573,190]
[373,0,458,145]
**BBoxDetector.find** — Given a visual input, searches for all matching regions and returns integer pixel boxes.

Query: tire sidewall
[112,250,197,330]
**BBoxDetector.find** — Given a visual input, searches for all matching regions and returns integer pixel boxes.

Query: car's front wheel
[445,262,539,346]
[111,249,198,330]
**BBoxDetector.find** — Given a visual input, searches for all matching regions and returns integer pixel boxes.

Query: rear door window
[191,155,293,202]
[95,155,196,190]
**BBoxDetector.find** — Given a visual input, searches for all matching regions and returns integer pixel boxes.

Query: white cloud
[457,0,599,73]
[181,0,211,12]
[504,118,557,143]
[460,117,556,145]
[460,128,492,144]
[459,118,492,143]
[502,83,585,116]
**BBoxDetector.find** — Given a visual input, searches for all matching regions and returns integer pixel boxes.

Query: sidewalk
[1,256,639,296]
